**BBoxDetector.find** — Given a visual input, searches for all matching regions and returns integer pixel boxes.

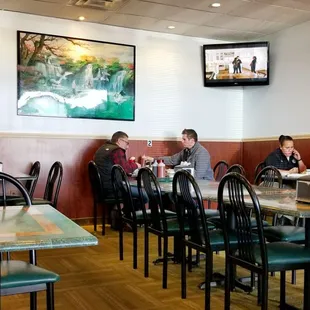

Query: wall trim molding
[1,132,310,142]
[0,131,241,142]
[243,134,310,142]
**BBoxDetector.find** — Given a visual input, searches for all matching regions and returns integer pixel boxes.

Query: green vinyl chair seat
[0,261,60,290]
[207,230,260,250]
[15,198,52,206]
[254,242,310,268]
[208,215,270,228]
[32,198,52,205]
[204,209,220,218]
[263,226,305,243]
[125,209,176,221]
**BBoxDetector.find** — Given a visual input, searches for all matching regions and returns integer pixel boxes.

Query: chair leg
[163,236,168,289]
[280,271,286,308]
[224,257,231,310]
[158,236,162,257]
[93,201,97,232]
[133,224,138,269]
[205,253,212,310]
[46,283,55,310]
[30,292,37,310]
[181,241,187,299]
[101,204,106,236]
[119,218,124,261]
[188,247,192,272]
[144,227,149,278]
[291,270,296,284]
[261,273,268,310]
[250,272,255,289]
[196,250,200,266]
[257,275,262,305]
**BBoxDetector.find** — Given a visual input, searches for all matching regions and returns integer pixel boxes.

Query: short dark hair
[279,135,293,146]
[111,131,128,143]
[182,129,198,142]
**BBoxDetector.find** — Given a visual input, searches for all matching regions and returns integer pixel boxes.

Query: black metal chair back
[226,164,246,176]
[0,172,32,206]
[43,161,63,209]
[218,172,267,271]
[173,170,210,248]
[111,164,136,220]
[88,161,104,204]
[25,161,40,198]
[137,167,167,231]
[213,160,229,182]
[254,166,283,188]
[254,161,266,179]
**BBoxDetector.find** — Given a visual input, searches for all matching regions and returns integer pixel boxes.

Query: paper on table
[284,173,303,178]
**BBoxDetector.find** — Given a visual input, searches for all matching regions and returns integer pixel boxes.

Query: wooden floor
[1,226,305,310]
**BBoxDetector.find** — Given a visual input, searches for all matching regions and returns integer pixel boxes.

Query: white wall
[0,11,243,140]
[243,21,310,139]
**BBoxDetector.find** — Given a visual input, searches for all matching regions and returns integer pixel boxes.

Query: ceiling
[1,0,310,41]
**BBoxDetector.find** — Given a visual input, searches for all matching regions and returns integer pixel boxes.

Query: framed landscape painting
[17,31,135,121]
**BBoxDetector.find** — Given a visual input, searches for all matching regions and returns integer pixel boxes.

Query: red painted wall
[0,136,242,219]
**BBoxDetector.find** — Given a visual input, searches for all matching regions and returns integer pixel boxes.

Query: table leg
[29,250,37,310]
[304,218,310,310]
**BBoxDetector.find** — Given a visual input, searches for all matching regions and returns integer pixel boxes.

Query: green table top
[0,205,98,252]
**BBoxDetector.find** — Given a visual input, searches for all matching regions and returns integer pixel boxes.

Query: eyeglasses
[119,138,129,146]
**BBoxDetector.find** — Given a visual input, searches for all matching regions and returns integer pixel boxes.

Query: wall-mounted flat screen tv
[203,41,269,87]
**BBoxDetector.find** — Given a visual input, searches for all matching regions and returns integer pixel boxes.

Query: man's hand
[136,163,141,169]
[142,155,154,162]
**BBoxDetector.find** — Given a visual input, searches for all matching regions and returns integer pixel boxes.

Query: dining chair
[111,164,149,270]
[213,160,229,182]
[218,172,310,309]
[32,161,63,209]
[0,172,60,310]
[254,161,266,180]
[204,160,228,214]
[137,167,177,288]
[25,161,41,198]
[88,160,117,235]
[256,166,305,284]
[226,164,246,176]
[172,169,238,310]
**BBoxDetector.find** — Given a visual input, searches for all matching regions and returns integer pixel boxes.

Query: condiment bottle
[0,162,3,172]
[152,159,158,177]
[157,160,165,178]
[141,156,146,167]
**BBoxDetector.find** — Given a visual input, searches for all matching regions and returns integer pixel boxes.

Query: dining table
[0,204,98,308]
[0,204,98,253]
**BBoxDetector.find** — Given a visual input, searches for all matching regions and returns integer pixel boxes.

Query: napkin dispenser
[296,175,310,203]
[174,165,195,177]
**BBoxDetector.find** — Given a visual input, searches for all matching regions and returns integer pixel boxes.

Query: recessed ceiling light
[78,16,85,21]
[210,2,221,8]
[167,25,175,29]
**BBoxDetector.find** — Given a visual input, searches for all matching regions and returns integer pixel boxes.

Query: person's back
[94,131,140,197]
[94,141,120,196]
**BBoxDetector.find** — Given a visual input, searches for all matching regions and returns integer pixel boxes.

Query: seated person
[264,135,306,175]
[144,129,214,180]
[265,135,306,225]
[94,131,141,199]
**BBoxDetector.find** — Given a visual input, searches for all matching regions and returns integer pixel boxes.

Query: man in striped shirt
[145,129,214,180]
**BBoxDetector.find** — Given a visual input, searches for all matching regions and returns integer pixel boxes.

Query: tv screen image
[203,42,269,87]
